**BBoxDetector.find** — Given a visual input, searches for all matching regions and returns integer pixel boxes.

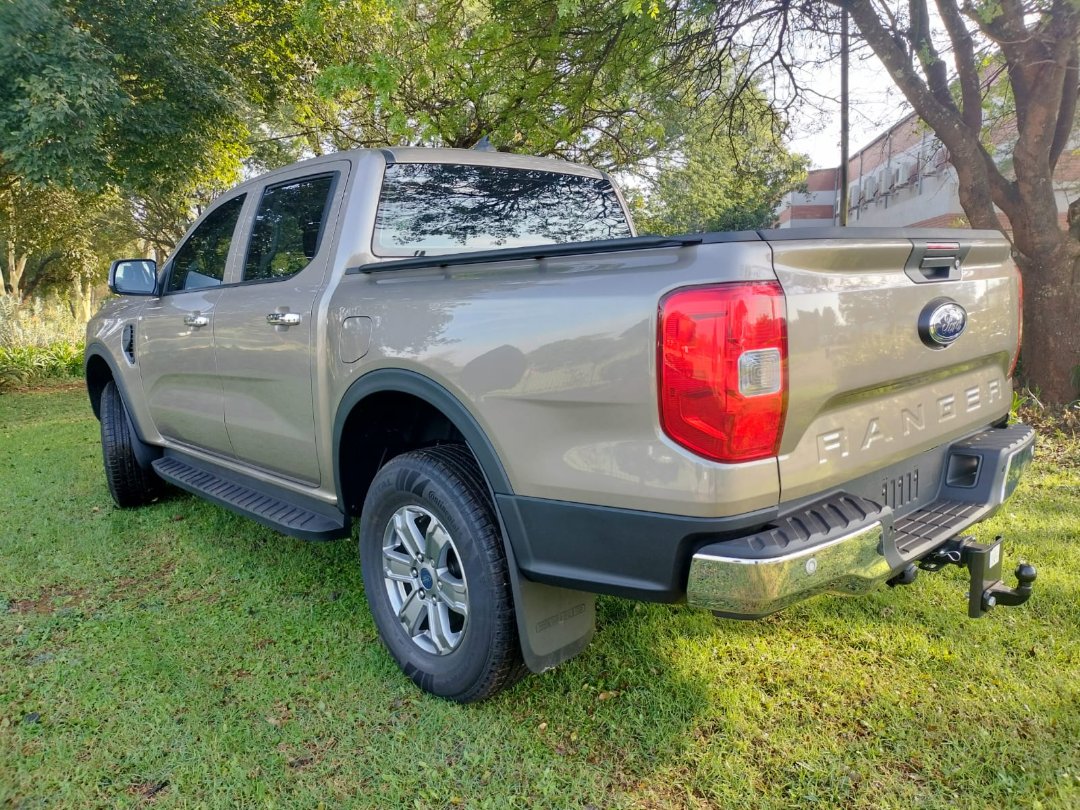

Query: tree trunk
[1014,242,1080,403]
[4,244,26,296]
[70,275,94,324]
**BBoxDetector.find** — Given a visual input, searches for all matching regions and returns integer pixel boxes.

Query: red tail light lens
[658,282,788,462]
[1009,270,1023,379]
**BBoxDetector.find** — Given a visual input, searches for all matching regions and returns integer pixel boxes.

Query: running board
[152,455,350,541]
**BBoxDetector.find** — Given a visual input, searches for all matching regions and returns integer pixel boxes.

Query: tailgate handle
[920,256,956,269]
[905,240,968,283]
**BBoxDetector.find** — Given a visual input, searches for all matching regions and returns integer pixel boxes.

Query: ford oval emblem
[919,299,967,348]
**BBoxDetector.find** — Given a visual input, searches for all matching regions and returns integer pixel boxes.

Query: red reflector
[658,282,788,462]
[1009,270,1023,379]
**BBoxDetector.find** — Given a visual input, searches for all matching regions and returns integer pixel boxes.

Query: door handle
[267,312,301,326]
[184,313,209,328]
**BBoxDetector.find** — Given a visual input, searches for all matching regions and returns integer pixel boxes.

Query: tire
[358,444,525,702]
[100,380,161,508]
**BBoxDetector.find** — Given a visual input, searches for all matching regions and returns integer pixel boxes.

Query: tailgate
[768,230,1019,502]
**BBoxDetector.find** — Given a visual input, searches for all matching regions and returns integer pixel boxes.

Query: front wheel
[99,381,162,508]
[358,445,524,702]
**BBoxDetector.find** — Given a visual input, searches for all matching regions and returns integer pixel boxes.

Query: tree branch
[935,0,983,130]
[1049,48,1078,170]
[834,0,1015,221]
[909,0,955,110]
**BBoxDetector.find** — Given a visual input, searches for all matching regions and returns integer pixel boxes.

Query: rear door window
[373,163,632,256]
[242,174,335,282]
[166,195,245,293]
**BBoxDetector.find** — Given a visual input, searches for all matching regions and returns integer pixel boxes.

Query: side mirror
[109,259,158,296]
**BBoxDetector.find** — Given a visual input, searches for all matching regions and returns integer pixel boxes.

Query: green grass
[1,389,1078,809]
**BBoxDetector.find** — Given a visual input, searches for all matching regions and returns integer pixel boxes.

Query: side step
[152,455,350,541]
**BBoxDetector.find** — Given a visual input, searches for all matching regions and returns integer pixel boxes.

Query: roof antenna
[472,135,496,152]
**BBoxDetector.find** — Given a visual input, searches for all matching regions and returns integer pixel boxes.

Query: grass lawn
[1,387,1078,809]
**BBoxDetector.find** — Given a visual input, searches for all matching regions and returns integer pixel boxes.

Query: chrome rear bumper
[687,523,892,618]
[686,423,1035,618]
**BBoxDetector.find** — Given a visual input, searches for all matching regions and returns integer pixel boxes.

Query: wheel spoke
[437,570,469,616]
[397,589,426,636]
[393,509,425,561]
[427,601,455,654]
[383,549,414,583]
[425,519,451,562]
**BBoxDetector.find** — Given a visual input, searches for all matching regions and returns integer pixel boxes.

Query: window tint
[243,175,334,282]
[373,164,632,256]
[167,195,245,293]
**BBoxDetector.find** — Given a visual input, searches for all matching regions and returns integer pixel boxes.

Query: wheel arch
[333,369,514,518]
[337,369,596,675]
[84,345,120,420]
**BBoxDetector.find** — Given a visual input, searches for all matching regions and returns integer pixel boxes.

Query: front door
[138,193,247,456]
[212,165,347,485]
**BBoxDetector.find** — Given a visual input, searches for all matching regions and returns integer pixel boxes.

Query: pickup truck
[86,147,1036,702]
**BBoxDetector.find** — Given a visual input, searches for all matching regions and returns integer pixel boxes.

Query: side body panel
[325,242,782,517]
[137,287,233,455]
[85,296,156,440]
[212,161,351,486]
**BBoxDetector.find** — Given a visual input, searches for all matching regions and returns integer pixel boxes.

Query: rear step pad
[718,491,989,566]
[152,456,349,541]
[893,500,987,559]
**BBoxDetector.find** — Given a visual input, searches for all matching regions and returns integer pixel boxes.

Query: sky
[784,47,913,169]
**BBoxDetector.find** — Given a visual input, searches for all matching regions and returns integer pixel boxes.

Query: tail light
[658,281,788,462]
[1009,270,1023,379]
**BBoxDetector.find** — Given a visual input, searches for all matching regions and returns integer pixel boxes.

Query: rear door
[138,193,247,456]
[211,162,348,485]
[769,231,1020,502]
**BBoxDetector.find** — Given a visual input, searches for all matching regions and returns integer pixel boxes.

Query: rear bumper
[500,422,1035,609]
[686,423,1035,617]
[687,522,891,618]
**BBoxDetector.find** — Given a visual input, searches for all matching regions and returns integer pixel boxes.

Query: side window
[242,175,334,282]
[166,195,246,293]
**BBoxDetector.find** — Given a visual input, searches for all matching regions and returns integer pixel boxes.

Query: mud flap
[495,522,595,672]
[509,575,596,673]
[489,488,596,672]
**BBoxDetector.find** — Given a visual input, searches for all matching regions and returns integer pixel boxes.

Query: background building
[777,112,1079,229]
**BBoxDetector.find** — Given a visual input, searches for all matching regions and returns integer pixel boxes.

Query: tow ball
[918,535,1037,619]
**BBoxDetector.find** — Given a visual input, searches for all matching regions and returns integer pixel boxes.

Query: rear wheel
[100,381,161,508]
[358,445,524,702]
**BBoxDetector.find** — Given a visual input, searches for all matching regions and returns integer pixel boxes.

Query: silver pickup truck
[86,147,1036,702]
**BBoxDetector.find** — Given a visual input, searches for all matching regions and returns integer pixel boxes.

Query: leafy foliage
[0,0,808,324]
[636,101,808,235]
[0,0,250,197]
[289,0,736,170]
[0,295,83,389]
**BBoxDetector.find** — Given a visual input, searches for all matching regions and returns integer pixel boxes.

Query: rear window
[373,163,631,256]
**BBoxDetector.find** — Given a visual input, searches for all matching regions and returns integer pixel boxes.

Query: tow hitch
[919,535,1036,618]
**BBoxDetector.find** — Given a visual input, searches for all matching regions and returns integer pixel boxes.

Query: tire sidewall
[359,454,504,699]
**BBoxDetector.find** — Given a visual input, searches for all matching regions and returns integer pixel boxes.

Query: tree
[269,0,749,172]
[670,1,1079,402]
[0,183,133,318]
[837,1,1079,404]
[0,0,291,300]
[0,0,252,197]
[635,100,808,234]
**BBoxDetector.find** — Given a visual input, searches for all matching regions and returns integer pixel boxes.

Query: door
[212,166,346,485]
[138,193,247,456]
